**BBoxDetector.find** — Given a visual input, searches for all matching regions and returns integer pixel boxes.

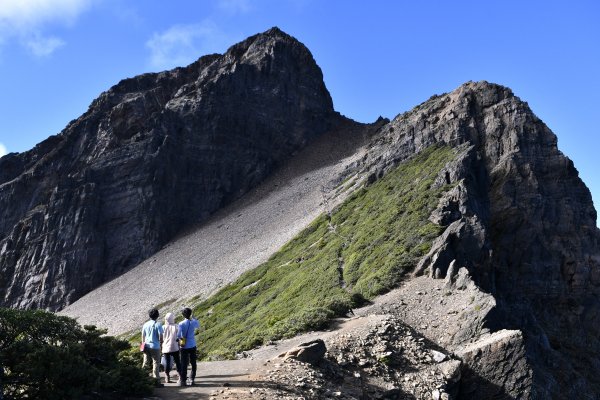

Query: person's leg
[179,349,189,385]
[164,353,172,382]
[189,347,198,384]
[151,349,162,384]
[142,348,151,373]
[173,352,182,380]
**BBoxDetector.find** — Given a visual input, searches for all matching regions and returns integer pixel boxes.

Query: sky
[0,0,598,225]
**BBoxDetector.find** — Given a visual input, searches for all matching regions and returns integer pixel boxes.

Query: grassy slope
[191,145,456,359]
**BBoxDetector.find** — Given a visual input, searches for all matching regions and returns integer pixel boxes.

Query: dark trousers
[163,351,181,376]
[180,347,197,382]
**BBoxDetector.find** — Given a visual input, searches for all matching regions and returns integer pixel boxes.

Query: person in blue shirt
[141,308,164,387]
[178,307,200,386]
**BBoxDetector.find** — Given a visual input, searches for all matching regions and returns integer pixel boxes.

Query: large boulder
[278,339,327,365]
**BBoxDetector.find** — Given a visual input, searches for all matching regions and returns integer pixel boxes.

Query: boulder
[278,339,327,364]
[456,330,532,399]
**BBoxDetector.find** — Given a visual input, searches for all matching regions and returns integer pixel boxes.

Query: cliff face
[353,81,600,398]
[0,27,336,310]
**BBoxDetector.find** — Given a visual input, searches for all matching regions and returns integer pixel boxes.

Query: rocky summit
[351,82,600,398]
[0,27,336,310]
[2,28,600,399]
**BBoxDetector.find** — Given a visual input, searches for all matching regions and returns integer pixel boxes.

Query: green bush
[0,308,153,400]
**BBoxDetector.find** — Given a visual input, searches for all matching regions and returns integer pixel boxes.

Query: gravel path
[148,316,371,399]
[61,119,374,335]
[134,317,361,399]
[145,277,469,400]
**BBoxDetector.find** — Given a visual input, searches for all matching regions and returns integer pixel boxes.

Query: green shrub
[189,145,456,359]
[0,308,153,400]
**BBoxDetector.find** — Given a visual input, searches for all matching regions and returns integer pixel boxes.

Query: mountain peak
[262,26,289,38]
[222,26,314,68]
[0,27,336,311]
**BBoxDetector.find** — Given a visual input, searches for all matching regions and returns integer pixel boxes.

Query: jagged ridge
[354,81,600,398]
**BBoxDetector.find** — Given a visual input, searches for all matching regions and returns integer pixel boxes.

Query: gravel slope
[61,119,376,335]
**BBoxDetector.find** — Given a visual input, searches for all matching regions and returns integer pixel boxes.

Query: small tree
[0,308,153,400]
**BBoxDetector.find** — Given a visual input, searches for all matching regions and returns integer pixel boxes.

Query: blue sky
[0,0,598,224]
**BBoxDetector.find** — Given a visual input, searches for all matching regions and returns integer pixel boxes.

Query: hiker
[141,308,164,387]
[162,312,182,383]
[178,307,200,386]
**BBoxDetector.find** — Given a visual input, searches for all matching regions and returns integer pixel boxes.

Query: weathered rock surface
[213,313,462,400]
[0,27,337,310]
[456,330,532,399]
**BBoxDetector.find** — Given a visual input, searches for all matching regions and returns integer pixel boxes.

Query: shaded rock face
[0,27,336,310]
[355,81,600,398]
[457,330,532,399]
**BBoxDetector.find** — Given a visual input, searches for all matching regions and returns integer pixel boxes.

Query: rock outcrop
[456,330,532,399]
[262,314,462,400]
[0,27,337,310]
[348,82,600,398]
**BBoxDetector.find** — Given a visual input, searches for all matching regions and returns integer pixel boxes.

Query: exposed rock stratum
[1,28,599,399]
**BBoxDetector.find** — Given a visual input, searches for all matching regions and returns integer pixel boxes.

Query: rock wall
[0,27,337,310]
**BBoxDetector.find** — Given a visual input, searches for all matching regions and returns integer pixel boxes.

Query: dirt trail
[148,276,480,399]
[150,359,264,400]
[150,316,372,399]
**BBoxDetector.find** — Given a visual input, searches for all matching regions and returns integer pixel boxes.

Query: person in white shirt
[161,312,182,383]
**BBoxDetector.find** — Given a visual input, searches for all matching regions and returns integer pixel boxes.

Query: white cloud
[0,0,91,27]
[146,21,234,70]
[217,0,251,13]
[0,142,7,157]
[0,0,93,57]
[25,34,65,57]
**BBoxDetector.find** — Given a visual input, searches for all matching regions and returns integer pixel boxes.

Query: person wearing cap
[178,307,200,386]
[141,308,164,387]
[161,312,182,383]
